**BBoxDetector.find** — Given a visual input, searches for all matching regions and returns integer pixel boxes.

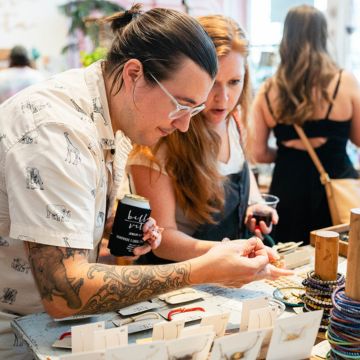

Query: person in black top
[251,4,360,244]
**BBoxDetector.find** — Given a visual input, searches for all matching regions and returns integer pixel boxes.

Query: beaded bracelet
[302,294,333,306]
[306,271,345,285]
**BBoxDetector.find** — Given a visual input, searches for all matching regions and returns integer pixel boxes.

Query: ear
[122,59,144,91]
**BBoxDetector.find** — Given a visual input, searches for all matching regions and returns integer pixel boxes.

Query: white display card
[152,319,184,341]
[71,321,105,353]
[118,301,159,316]
[106,341,167,360]
[93,326,128,350]
[180,324,215,338]
[266,310,323,360]
[158,287,203,304]
[240,296,269,331]
[167,332,215,360]
[210,329,266,360]
[248,306,277,331]
[200,312,230,337]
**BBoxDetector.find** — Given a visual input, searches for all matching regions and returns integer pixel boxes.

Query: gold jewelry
[218,333,260,359]
[168,335,210,360]
[279,324,308,342]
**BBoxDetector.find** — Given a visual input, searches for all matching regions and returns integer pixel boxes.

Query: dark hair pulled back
[102,3,217,94]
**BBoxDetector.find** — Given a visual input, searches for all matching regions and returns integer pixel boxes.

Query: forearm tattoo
[78,263,191,315]
[27,243,191,315]
[27,243,88,309]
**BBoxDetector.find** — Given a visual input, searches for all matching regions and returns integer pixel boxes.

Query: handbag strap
[293,124,331,185]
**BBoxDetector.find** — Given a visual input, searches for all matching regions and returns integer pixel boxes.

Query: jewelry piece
[116,311,161,326]
[168,336,210,360]
[159,288,203,305]
[278,322,312,342]
[218,333,261,360]
[273,287,305,307]
[167,307,205,321]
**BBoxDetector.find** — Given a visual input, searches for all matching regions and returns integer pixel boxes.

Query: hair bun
[104,3,143,33]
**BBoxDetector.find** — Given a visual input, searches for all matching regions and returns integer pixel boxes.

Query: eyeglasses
[149,73,205,120]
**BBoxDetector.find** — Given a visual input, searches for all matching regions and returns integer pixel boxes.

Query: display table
[11,247,347,360]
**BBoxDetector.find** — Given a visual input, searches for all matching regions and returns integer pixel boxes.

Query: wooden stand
[310,223,349,257]
[345,209,360,301]
[314,230,339,281]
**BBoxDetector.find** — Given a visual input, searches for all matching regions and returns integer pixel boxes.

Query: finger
[259,221,272,234]
[267,264,295,278]
[133,243,152,256]
[142,217,156,233]
[266,246,280,262]
[254,228,263,239]
[150,237,161,249]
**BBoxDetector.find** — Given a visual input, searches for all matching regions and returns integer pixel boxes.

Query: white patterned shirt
[0,61,132,359]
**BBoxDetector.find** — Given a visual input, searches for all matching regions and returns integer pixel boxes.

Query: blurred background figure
[0,45,45,104]
[252,5,360,245]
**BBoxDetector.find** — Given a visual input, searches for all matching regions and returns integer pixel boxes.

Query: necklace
[168,336,210,360]
[279,324,308,342]
[218,333,260,360]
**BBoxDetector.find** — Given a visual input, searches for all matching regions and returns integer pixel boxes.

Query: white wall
[0,0,69,72]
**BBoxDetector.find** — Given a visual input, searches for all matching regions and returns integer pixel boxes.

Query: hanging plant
[59,0,124,53]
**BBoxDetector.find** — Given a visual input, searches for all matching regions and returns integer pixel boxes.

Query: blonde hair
[269,5,338,125]
[131,15,250,224]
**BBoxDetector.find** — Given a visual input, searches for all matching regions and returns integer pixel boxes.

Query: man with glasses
[0,6,290,359]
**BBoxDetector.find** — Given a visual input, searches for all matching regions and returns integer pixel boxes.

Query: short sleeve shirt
[0,61,132,316]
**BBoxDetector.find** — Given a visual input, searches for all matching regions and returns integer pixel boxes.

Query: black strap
[325,70,343,119]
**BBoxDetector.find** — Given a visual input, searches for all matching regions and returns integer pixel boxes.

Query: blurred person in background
[0,45,45,104]
[252,5,360,244]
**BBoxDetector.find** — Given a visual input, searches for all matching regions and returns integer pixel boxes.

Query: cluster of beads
[327,286,360,359]
[302,271,345,331]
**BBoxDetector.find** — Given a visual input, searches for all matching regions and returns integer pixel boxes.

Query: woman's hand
[103,216,163,260]
[245,204,279,238]
[133,217,163,256]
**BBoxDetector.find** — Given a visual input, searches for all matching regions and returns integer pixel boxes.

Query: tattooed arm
[26,242,196,318]
[26,238,292,318]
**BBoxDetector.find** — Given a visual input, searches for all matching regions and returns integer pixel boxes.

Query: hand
[132,217,163,256]
[103,216,163,261]
[200,237,292,287]
[245,204,279,238]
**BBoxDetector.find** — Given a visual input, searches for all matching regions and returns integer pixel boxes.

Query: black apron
[136,163,250,265]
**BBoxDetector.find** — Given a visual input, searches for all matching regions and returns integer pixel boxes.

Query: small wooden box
[310,223,349,257]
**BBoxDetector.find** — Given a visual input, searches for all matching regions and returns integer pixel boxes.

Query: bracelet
[167,307,205,321]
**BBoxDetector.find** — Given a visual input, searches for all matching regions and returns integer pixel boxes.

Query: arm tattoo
[27,243,88,309]
[77,263,191,315]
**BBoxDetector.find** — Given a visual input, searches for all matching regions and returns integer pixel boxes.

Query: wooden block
[310,223,349,258]
[314,230,339,281]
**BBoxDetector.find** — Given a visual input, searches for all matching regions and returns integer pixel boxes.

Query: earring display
[266,310,323,360]
[166,332,214,360]
[211,330,265,360]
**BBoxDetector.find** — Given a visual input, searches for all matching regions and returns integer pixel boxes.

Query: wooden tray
[310,223,349,258]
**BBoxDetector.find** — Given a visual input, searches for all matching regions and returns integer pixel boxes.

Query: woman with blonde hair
[128,15,278,263]
[252,5,360,244]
